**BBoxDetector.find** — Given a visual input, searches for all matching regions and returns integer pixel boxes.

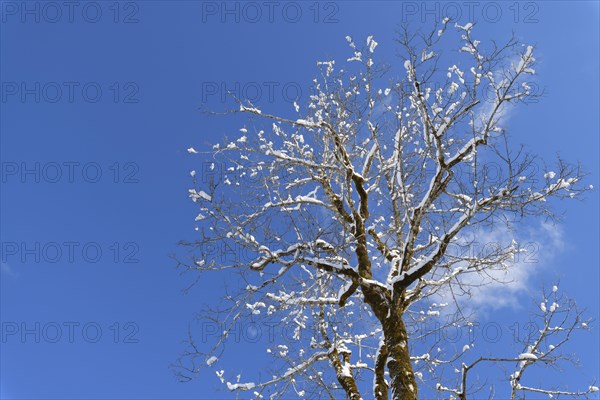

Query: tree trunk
[373,341,389,400]
[383,314,418,400]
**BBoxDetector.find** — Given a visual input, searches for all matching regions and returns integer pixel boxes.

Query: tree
[177,21,596,399]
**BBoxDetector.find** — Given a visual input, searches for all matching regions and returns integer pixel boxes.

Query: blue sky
[1,1,598,399]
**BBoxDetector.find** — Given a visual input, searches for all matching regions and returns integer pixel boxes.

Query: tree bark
[328,348,362,400]
[383,314,418,400]
[374,341,389,400]
[363,285,417,400]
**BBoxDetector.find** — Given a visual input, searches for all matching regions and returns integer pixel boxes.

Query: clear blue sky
[1,1,598,399]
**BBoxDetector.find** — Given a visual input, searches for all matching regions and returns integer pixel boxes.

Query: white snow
[340,361,352,377]
[518,353,538,361]
[362,142,379,176]
[454,193,472,204]
[227,382,256,390]
[421,51,435,62]
[517,46,535,72]
[240,105,262,114]
[455,22,474,32]
[197,190,212,201]
[367,36,378,53]
[188,189,212,202]
[206,356,218,366]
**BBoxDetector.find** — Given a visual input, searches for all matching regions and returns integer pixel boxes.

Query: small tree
[177,21,596,399]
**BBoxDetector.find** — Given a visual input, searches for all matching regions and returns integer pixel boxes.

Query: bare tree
[177,21,596,399]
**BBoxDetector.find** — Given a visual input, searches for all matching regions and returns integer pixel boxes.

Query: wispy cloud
[1,262,18,279]
[435,221,564,315]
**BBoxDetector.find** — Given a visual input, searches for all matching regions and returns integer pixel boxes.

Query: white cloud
[1,262,18,278]
[433,221,564,315]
